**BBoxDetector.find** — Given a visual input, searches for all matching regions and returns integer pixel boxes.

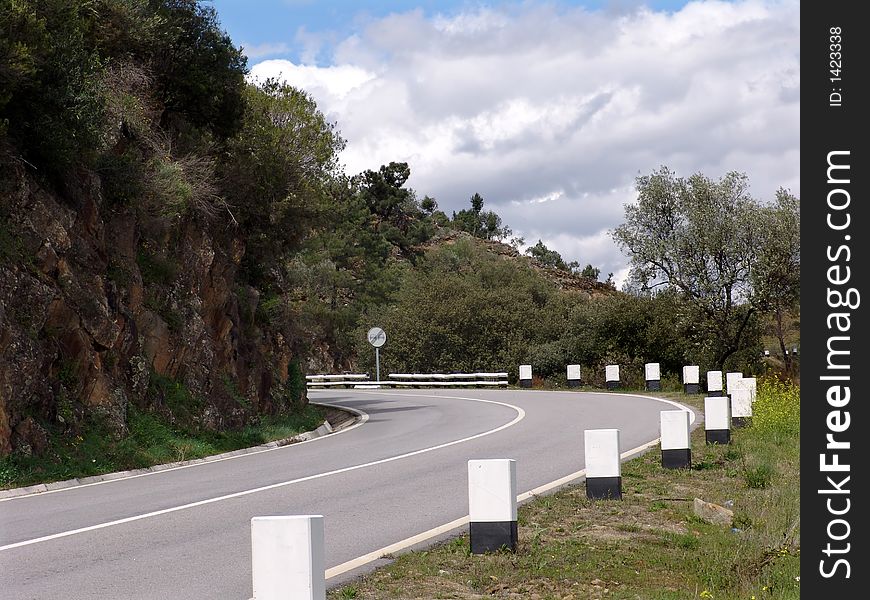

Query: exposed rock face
[0,163,306,457]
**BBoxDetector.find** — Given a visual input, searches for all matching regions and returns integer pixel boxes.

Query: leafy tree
[219,79,345,283]
[580,264,600,280]
[451,193,512,241]
[525,240,569,271]
[354,161,434,254]
[611,167,798,369]
[361,239,568,376]
[0,0,106,173]
[148,0,248,139]
[753,189,800,371]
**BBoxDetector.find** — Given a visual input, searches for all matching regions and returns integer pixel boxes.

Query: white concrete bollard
[725,372,743,396]
[704,396,731,445]
[468,459,518,553]
[251,516,325,600]
[682,365,700,394]
[645,362,661,391]
[660,410,691,469]
[584,429,622,499]
[605,365,620,390]
[731,379,753,427]
[567,364,582,388]
[706,370,723,396]
[519,364,533,388]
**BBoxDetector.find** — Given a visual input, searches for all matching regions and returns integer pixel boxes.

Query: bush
[752,375,799,436]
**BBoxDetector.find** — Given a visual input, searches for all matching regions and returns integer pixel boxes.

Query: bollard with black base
[660,410,692,469]
[468,459,518,553]
[645,362,661,391]
[567,364,581,388]
[731,379,753,428]
[706,370,723,397]
[605,365,619,390]
[682,365,700,394]
[519,364,533,388]
[584,428,622,499]
[704,396,731,444]
[251,515,325,600]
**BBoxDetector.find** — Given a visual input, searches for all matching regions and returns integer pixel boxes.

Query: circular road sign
[367,327,387,348]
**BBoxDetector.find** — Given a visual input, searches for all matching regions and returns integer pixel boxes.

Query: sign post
[367,327,386,383]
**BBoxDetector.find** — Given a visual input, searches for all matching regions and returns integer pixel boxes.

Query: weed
[743,463,775,489]
[336,587,358,599]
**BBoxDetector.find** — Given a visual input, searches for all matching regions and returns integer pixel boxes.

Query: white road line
[0,394,525,552]
[325,391,695,580]
[0,402,369,503]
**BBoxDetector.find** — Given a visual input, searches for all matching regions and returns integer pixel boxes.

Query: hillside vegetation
[0,0,798,475]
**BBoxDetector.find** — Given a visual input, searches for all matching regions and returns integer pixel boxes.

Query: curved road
[0,389,692,599]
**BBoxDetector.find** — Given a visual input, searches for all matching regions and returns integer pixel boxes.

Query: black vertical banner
[802,2,867,596]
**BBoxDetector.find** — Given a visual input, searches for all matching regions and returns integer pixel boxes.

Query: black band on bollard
[469,521,518,553]
[586,476,622,500]
[519,379,532,388]
[567,379,581,388]
[661,448,692,469]
[705,429,731,445]
[732,416,751,429]
[605,381,619,390]
[706,390,723,397]
[646,380,661,391]
[683,383,700,394]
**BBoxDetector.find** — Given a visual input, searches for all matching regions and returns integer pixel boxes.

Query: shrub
[752,375,799,436]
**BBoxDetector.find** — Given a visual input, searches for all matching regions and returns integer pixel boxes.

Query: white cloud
[241,42,291,59]
[249,0,800,275]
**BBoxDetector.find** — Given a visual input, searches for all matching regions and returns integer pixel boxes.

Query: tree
[611,167,799,369]
[220,79,346,283]
[451,193,512,241]
[354,162,434,253]
[753,189,800,371]
[580,264,600,280]
[525,240,569,271]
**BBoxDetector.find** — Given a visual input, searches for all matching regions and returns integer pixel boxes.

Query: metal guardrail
[305,372,509,388]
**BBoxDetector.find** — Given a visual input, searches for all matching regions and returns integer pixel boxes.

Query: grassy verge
[0,404,326,490]
[329,377,800,600]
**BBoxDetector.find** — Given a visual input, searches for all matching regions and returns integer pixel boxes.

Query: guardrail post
[468,459,518,553]
[567,364,581,388]
[682,365,700,394]
[644,362,661,391]
[605,365,620,390]
[706,370,723,397]
[660,410,691,468]
[704,397,731,444]
[251,515,325,600]
[584,428,622,499]
[519,365,533,388]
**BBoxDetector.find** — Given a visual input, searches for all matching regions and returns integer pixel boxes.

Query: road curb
[0,405,353,500]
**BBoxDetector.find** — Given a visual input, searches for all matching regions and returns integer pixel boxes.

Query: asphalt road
[0,388,693,599]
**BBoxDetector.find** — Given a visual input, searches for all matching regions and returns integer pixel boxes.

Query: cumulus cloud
[249,0,800,276]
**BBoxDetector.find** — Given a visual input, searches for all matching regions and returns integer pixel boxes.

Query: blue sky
[206,1,798,285]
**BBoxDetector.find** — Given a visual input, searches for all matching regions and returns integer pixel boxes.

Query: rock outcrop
[0,162,305,456]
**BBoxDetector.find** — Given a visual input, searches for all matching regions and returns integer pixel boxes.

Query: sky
[209,0,800,286]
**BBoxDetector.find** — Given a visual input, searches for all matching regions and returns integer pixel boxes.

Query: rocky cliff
[0,161,306,457]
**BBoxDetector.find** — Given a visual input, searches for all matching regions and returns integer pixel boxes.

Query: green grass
[329,377,800,600]
[0,404,326,490]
